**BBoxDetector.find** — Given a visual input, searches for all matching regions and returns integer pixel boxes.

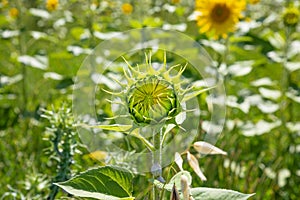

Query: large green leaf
[154,172,253,199]
[55,166,135,200]
[190,187,255,200]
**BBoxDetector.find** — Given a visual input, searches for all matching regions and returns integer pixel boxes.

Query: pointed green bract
[182,86,216,102]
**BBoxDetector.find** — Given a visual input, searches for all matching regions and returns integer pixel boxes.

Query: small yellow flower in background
[195,0,246,39]
[46,0,59,11]
[88,150,107,161]
[282,6,300,27]
[172,0,180,4]
[121,3,133,15]
[1,0,8,7]
[249,0,260,4]
[9,8,19,18]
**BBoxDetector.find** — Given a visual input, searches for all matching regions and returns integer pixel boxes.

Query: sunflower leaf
[191,187,255,200]
[55,165,135,200]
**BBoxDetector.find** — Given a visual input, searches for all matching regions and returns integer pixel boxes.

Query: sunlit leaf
[259,87,281,100]
[287,122,300,133]
[67,46,92,56]
[1,30,19,38]
[240,120,281,137]
[18,55,48,70]
[288,41,300,58]
[201,121,224,135]
[268,32,285,49]
[286,90,300,103]
[31,31,47,40]
[44,72,63,80]
[251,77,275,87]
[267,51,283,63]
[226,95,250,114]
[257,101,279,113]
[201,40,226,54]
[278,169,291,188]
[227,61,253,77]
[29,8,50,19]
[94,31,125,40]
[162,23,187,32]
[190,187,255,200]
[0,74,23,86]
[285,62,300,72]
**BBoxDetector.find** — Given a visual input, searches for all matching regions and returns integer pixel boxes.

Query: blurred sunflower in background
[282,5,300,27]
[46,0,59,11]
[121,3,133,15]
[248,0,260,4]
[195,0,246,39]
[9,7,19,18]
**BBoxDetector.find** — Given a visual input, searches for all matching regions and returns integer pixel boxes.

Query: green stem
[87,0,95,47]
[21,63,27,115]
[16,2,27,116]
[280,27,291,128]
[151,127,163,200]
[131,130,155,151]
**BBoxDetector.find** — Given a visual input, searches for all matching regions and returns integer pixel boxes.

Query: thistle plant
[41,104,79,200]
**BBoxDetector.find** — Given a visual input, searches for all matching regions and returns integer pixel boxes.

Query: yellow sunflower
[121,3,133,15]
[46,0,59,11]
[249,0,260,4]
[195,0,246,39]
[9,8,19,18]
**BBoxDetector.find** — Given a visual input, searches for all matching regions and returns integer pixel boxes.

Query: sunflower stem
[151,127,163,200]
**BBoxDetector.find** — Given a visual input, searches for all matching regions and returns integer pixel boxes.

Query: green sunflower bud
[126,75,178,125]
[283,6,300,27]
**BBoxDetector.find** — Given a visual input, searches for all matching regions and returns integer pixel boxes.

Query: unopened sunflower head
[126,75,178,124]
[282,6,300,27]
[102,52,210,128]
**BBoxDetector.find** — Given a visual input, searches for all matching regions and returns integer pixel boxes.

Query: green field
[0,0,300,199]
